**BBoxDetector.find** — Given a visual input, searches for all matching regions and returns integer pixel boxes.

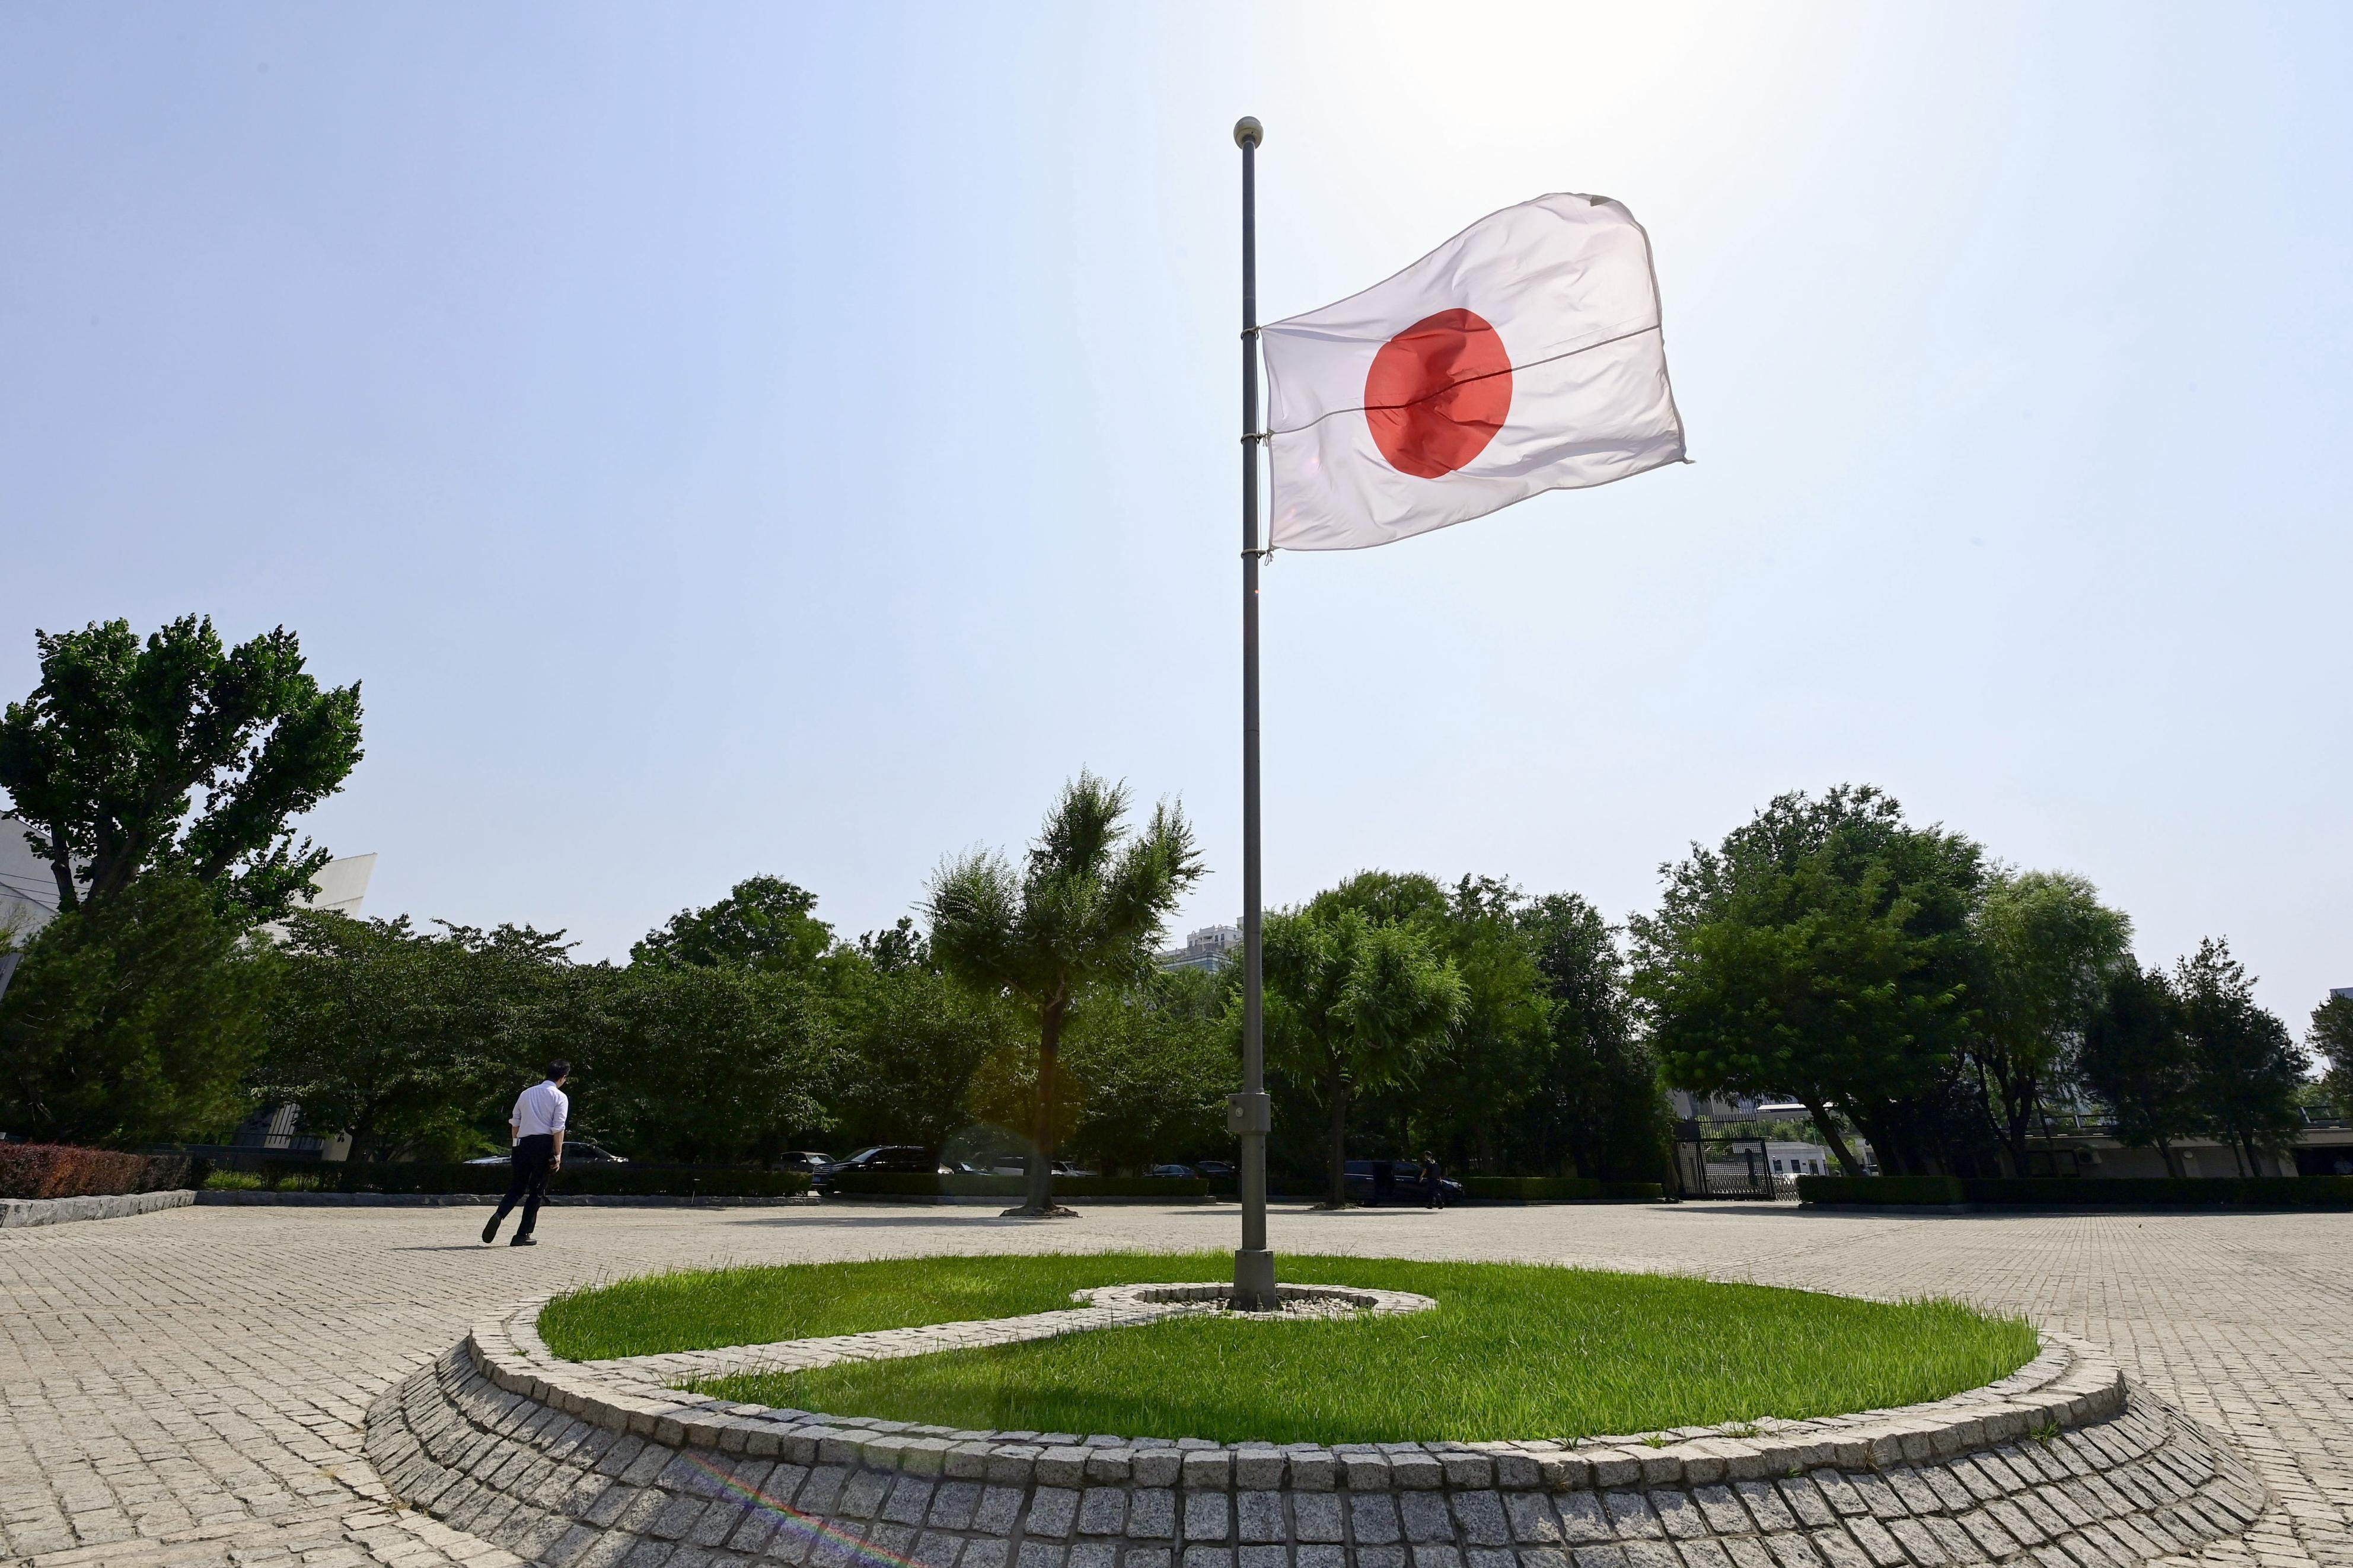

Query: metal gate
[1671,1133,1777,1200]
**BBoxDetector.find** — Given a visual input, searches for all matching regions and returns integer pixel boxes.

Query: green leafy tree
[254,914,573,1163]
[1971,870,2134,1171]
[0,874,267,1145]
[632,876,834,976]
[925,772,1202,1215]
[1261,900,1465,1208]
[585,963,836,1165]
[0,617,362,921]
[2078,964,2200,1176]
[1059,970,1235,1174]
[1303,873,1548,1177]
[2173,938,2308,1176]
[2310,992,2353,1113]
[857,916,930,975]
[827,949,1022,1152]
[1397,876,1555,1173]
[1519,892,1671,1181]
[1632,786,1986,1176]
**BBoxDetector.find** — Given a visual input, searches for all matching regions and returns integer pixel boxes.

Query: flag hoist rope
[1230,114,1277,1312]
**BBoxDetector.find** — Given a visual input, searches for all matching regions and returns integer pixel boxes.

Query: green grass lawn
[540,1252,2035,1446]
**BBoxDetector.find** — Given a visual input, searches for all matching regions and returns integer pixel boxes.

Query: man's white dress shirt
[511,1080,569,1140]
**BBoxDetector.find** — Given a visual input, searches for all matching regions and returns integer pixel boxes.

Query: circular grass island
[366,1251,2266,1568]
[538,1252,2036,1446]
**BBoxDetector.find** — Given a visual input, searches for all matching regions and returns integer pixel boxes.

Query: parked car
[1146,1163,1197,1179]
[1343,1158,1463,1205]
[987,1157,1096,1177]
[812,1145,941,1189]
[463,1137,627,1166]
[1193,1159,1236,1180]
[771,1151,834,1174]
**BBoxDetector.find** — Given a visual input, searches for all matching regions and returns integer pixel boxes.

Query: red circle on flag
[1363,308,1513,478]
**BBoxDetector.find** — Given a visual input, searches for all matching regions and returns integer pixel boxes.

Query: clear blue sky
[4,4,2346,1024]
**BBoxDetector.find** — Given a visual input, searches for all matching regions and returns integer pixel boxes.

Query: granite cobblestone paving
[2,1202,2348,1567]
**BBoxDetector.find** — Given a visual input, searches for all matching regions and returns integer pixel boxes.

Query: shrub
[203,1168,263,1190]
[0,1143,187,1199]
[259,1161,814,1198]
[1460,1176,1665,1203]
[1797,1176,1967,1206]
[824,1171,1211,1199]
[139,1154,192,1192]
[1596,1180,1666,1200]
[1798,1175,2353,1210]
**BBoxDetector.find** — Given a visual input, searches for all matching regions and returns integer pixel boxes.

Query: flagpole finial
[1233,116,1262,149]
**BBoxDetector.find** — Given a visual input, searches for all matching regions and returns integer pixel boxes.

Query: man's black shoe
[481,1216,499,1244]
[511,1234,538,1246]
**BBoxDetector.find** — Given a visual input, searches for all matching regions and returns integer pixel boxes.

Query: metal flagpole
[1230,114,1277,1312]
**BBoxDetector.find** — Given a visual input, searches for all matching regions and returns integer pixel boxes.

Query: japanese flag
[1262,193,1685,551]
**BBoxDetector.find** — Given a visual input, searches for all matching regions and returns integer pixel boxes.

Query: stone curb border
[824,1196,1227,1206]
[193,1190,823,1209]
[1,1188,195,1228]
[467,1286,2124,1493]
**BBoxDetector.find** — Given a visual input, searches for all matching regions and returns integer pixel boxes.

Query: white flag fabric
[1262,193,1685,551]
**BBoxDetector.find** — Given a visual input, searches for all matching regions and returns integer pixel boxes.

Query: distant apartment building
[1158,922,1242,974]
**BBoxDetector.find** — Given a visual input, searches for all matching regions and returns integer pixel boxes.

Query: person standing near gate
[482,1061,569,1247]
[1419,1150,1446,1211]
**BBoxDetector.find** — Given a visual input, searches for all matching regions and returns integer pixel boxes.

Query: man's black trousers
[493,1133,556,1237]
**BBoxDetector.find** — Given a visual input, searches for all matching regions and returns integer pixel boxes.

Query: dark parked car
[987,1157,1096,1177]
[771,1151,835,1174]
[812,1146,941,1189]
[1145,1163,1196,1179]
[1193,1160,1236,1180]
[1343,1158,1463,1205]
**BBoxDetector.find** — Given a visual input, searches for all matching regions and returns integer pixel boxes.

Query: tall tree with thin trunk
[2173,938,2307,1176]
[925,772,1202,1216]
[1972,870,2133,1172]
[1261,902,1464,1209]
[2310,993,2353,1115]
[2078,964,2199,1176]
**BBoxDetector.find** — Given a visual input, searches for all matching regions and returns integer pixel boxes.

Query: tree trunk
[1325,1074,1351,1210]
[2000,1071,2036,1177]
[1017,1002,1067,1216]
[1802,1098,1866,1176]
[46,826,76,914]
[347,1104,380,1168]
[2155,1134,2180,1179]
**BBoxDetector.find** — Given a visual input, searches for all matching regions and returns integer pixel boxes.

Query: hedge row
[1459,1176,1666,1203]
[825,1171,1213,1199]
[0,1144,192,1199]
[1798,1174,2353,1210]
[253,1160,810,1197]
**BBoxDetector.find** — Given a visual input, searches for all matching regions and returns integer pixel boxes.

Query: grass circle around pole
[538,1251,2037,1447]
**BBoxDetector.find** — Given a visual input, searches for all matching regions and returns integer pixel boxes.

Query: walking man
[1420,1149,1446,1210]
[483,1061,569,1247]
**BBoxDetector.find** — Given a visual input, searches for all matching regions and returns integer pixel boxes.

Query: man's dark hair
[547,1060,571,1082]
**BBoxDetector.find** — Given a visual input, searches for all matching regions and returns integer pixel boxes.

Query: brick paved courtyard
[2,1202,2346,1568]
